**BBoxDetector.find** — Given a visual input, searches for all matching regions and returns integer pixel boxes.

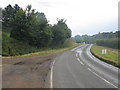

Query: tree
[2,4,14,28]
[57,19,71,38]
[10,9,29,41]
[10,5,36,41]
[13,4,21,14]
[28,11,52,47]
[96,38,119,49]
[75,35,81,43]
[10,5,53,47]
[52,24,66,46]
[2,4,21,29]
[52,19,71,46]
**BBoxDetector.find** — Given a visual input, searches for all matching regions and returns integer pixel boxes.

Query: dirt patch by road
[2,54,58,88]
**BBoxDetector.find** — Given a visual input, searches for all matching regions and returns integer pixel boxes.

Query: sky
[0,0,119,36]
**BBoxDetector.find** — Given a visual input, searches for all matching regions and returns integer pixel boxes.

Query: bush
[2,32,40,56]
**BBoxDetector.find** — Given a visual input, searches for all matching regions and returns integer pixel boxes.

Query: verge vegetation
[91,45,120,68]
[2,4,73,56]
[3,40,80,58]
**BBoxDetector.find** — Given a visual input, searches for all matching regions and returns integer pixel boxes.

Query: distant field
[91,45,119,68]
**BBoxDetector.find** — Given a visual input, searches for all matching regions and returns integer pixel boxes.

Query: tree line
[2,4,71,56]
[2,4,71,47]
[73,31,119,49]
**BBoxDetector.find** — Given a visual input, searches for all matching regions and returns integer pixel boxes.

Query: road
[51,44,119,88]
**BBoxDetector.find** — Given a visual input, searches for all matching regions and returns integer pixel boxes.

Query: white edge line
[87,68,118,88]
[50,60,55,88]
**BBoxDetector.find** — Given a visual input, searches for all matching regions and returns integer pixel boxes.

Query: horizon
[72,30,118,37]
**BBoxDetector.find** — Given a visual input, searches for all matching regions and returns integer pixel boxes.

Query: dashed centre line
[76,53,77,57]
[77,58,84,65]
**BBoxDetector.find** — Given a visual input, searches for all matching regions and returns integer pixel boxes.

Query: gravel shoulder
[2,54,59,88]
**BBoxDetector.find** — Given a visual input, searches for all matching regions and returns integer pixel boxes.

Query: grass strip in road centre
[3,43,82,58]
[90,45,120,68]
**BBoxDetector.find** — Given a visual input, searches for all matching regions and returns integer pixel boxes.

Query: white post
[104,49,107,54]
[102,49,107,54]
[102,49,104,54]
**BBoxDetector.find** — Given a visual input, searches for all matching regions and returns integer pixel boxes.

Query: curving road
[51,44,119,88]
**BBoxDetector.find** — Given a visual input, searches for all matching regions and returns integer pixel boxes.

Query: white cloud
[0,0,119,36]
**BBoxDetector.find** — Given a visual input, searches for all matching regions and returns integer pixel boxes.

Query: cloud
[0,0,119,36]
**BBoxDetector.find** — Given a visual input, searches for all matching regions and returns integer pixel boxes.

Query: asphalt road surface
[51,44,119,88]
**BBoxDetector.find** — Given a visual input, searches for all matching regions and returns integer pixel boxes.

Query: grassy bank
[3,41,80,58]
[2,31,81,57]
[20,43,79,57]
[91,45,119,68]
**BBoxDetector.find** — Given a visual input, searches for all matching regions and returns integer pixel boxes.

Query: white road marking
[87,68,118,88]
[76,53,78,57]
[79,53,92,67]
[52,60,55,65]
[50,66,53,88]
[88,68,92,71]
[77,58,84,65]
[87,63,91,67]
[50,60,55,88]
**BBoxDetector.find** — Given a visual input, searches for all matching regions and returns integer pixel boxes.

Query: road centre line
[77,58,84,65]
[76,53,78,57]
[87,68,118,88]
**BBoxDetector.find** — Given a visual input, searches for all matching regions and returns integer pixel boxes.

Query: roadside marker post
[102,49,107,54]
[102,49,104,54]
[104,49,107,54]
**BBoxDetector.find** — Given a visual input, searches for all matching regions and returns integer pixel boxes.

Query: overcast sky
[0,0,119,36]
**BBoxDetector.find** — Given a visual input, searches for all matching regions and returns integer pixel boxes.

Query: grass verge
[3,43,81,58]
[90,45,120,68]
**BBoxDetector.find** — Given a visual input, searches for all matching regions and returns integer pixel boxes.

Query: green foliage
[0,31,2,55]
[52,24,66,46]
[63,39,76,47]
[74,31,119,49]
[2,4,14,28]
[91,45,119,68]
[2,4,21,31]
[10,9,28,41]
[2,32,40,56]
[10,5,53,47]
[96,38,119,49]
[74,34,93,43]
[74,35,81,43]
[2,4,72,56]
[52,19,71,47]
